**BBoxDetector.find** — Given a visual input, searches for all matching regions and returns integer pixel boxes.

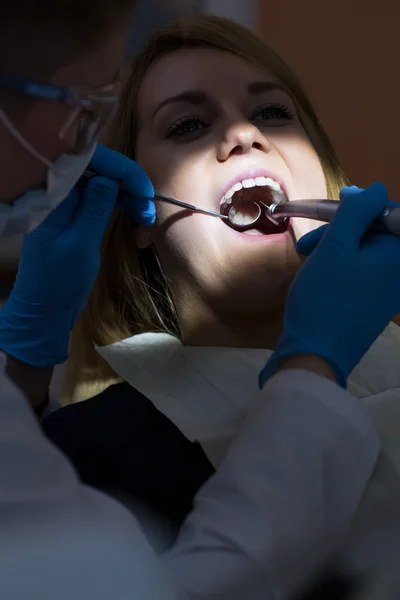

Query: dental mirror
[227,201,261,227]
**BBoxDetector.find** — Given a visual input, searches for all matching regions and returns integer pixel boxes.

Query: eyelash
[166,115,210,138]
[166,103,295,139]
[252,103,295,122]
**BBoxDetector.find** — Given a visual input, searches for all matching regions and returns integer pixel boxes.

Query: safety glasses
[0,72,122,154]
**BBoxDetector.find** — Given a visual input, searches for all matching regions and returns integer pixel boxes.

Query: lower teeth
[228,201,260,227]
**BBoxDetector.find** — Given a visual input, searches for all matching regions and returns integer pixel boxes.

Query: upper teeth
[221,177,285,205]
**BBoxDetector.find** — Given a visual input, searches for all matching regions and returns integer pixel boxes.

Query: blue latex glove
[90,144,155,225]
[260,183,400,388]
[0,148,155,367]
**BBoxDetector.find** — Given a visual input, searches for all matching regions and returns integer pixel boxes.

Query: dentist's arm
[278,353,337,381]
[164,368,378,600]
[0,353,176,600]
[4,357,53,414]
[0,145,155,413]
[0,178,116,414]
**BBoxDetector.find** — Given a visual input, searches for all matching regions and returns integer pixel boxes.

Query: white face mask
[0,109,96,239]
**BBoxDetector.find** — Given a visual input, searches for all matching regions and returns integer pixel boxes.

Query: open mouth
[220,176,289,235]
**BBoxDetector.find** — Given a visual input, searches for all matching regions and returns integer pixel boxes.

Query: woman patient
[44,14,400,570]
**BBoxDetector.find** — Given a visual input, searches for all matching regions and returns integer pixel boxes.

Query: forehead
[137,47,276,113]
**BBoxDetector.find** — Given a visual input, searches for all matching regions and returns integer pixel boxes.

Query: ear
[134,225,154,249]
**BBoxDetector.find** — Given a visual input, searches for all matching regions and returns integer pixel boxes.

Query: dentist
[1,2,400,599]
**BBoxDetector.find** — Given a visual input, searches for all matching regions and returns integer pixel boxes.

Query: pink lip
[229,227,294,245]
[219,168,289,204]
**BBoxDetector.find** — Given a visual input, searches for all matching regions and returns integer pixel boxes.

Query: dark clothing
[42,382,215,525]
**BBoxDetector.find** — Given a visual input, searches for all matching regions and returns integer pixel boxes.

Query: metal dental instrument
[83,170,229,222]
[154,190,230,221]
[268,199,400,237]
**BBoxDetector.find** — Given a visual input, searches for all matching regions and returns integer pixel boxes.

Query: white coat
[0,341,381,598]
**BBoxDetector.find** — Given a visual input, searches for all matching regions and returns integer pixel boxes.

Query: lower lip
[229,222,294,243]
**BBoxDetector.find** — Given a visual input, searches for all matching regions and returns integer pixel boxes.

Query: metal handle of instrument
[154,192,229,220]
[83,170,228,221]
[270,200,400,237]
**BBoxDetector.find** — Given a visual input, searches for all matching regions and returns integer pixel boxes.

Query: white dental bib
[98,333,270,466]
[97,323,400,468]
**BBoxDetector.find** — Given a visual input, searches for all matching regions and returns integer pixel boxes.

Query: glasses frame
[0,73,121,153]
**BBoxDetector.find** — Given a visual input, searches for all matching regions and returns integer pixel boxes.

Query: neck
[179,303,285,350]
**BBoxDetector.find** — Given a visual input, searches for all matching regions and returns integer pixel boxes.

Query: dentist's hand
[90,144,155,225]
[0,149,155,367]
[260,183,400,387]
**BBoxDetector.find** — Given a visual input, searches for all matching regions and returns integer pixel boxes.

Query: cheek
[136,137,214,205]
[291,215,326,242]
[281,134,328,241]
[152,211,224,285]
[135,139,219,279]
[154,210,205,259]
[282,134,327,199]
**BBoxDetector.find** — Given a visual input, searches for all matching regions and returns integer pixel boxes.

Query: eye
[251,103,295,125]
[166,116,210,139]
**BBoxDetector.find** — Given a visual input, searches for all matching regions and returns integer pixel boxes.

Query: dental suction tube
[270,200,400,237]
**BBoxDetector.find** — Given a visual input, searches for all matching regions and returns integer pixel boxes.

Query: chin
[221,225,300,272]
[219,256,300,309]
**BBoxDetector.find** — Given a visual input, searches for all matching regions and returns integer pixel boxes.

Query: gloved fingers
[339,186,399,208]
[90,144,154,200]
[296,224,328,256]
[70,176,119,240]
[339,185,364,197]
[27,188,80,239]
[326,182,389,248]
[116,190,156,225]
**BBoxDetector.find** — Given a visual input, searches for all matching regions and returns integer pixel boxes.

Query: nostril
[230,145,245,156]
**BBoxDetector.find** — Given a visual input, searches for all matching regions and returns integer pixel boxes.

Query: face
[135,47,327,328]
[0,20,130,203]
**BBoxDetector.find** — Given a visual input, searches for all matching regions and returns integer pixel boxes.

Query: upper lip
[219,168,289,206]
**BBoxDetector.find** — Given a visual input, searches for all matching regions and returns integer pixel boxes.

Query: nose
[217,117,271,162]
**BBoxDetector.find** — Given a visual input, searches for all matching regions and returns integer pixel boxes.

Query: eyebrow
[152,81,288,119]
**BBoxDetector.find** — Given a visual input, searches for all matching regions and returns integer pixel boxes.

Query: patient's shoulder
[348,323,400,398]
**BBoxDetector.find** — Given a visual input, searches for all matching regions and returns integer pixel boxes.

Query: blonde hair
[64,14,349,403]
